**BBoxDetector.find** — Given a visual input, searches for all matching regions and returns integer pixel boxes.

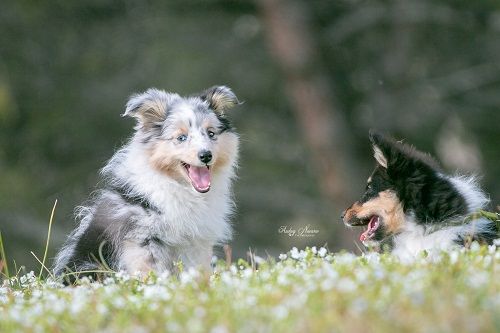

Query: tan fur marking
[148,141,185,181]
[212,132,239,170]
[211,93,238,114]
[148,132,238,185]
[345,190,405,234]
[344,202,363,222]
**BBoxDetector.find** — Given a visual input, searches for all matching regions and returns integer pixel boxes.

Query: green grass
[0,245,499,333]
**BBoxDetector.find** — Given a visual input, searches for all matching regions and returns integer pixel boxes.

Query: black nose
[340,210,346,219]
[198,150,212,164]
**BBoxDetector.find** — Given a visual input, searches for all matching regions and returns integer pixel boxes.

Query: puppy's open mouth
[182,163,211,193]
[359,215,380,242]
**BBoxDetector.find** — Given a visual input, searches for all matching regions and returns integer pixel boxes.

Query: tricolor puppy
[54,86,240,280]
[342,131,497,259]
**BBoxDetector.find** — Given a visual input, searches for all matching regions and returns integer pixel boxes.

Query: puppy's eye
[177,134,188,142]
[207,130,216,139]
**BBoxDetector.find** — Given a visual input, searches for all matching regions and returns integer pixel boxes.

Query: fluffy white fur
[107,137,236,271]
[390,175,490,260]
[391,218,492,261]
[53,86,239,277]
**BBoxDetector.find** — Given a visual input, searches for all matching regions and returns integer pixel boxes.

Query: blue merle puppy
[53,86,240,280]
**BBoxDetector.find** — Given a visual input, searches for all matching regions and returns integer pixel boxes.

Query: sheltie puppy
[342,131,497,259]
[53,86,240,280]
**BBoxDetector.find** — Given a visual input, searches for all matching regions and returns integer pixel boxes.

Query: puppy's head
[341,131,445,247]
[123,86,240,193]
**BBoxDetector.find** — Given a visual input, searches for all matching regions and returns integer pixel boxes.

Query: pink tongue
[187,166,211,192]
[360,230,370,242]
[360,216,378,242]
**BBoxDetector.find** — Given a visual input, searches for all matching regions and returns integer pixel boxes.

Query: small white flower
[318,247,327,258]
[320,279,334,291]
[311,246,317,254]
[211,325,229,333]
[273,305,288,319]
[470,241,481,252]
[336,278,357,292]
[241,268,253,279]
[449,251,459,264]
[290,247,300,260]
[278,253,287,261]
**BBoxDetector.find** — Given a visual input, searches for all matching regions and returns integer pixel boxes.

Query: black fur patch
[110,184,162,214]
[360,166,391,203]
[141,235,164,247]
[216,114,234,133]
[59,212,116,284]
[366,131,467,224]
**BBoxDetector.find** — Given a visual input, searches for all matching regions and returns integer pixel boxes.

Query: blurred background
[0,0,499,271]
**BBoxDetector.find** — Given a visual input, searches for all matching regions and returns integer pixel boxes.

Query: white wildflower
[450,250,459,264]
[112,296,126,309]
[211,325,229,333]
[194,307,206,318]
[290,247,300,260]
[278,253,287,261]
[336,278,357,293]
[354,268,369,283]
[242,268,253,278]
[273,305,288,319]
[97,303,108,315]
[115,271,130,282]
[19,271,36,286]
[470,241,481,252]
[318,247,328,258]
[335,252,357,265]
[277,274,289,286]
[350,299,368,314]
[467,271,488,288]
[320,279,334,291]
[143,285,171,301]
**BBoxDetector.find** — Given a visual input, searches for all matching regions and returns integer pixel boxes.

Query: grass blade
[31,251,54,279]
[0,230,10,278]
[39,199,57,279]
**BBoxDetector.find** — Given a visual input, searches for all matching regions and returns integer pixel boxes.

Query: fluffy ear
[368,130,440,172]
[122,88,169,125]
[369,130,389,169]
[200,85,240,115]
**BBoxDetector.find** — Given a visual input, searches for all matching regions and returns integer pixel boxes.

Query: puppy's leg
[119,240,154,275]
[180,242,213,271]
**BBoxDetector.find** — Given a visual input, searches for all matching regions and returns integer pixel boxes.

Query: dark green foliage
[0,0,498,270]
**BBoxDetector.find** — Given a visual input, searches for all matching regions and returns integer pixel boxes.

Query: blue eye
[177,134,187,142]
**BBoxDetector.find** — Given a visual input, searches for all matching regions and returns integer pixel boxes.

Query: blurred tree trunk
[258,0,355,249]
[257,0,352,206]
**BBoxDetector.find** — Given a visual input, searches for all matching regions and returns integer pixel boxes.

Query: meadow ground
[1,244,499,333]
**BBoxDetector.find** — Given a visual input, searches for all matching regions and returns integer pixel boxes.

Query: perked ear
[369,130,389,169]
[122,88,170,125]
[200,85,240,115]
[368,130,440,173]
